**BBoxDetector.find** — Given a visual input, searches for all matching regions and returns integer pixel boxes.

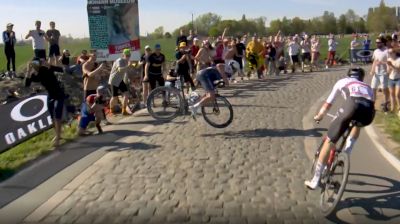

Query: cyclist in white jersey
[305,68,375,189]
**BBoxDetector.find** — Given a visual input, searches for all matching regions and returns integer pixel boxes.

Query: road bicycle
[310,112,354,216]
[146,74,233,128]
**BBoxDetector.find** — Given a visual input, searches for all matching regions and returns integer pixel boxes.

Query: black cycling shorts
[327,97,375,143]
[111,81,128,97]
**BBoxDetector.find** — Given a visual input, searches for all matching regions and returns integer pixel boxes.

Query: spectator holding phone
[46,21,61,66]
[82,53,105,99]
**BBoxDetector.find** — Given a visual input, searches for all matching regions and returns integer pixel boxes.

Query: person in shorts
[46,21,61,66]
[25,20,47,60]
[189,64,226,116]
[78,91,105,136]
[370,37,390,112]
[25,59,65,147]
[305,68,375,189]
[109,49,132,115]
[288,36,301,73]
[387,48,400,114]
[144,44,166,97]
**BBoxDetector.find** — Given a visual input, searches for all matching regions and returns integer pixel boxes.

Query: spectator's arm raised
[25,30,33,39]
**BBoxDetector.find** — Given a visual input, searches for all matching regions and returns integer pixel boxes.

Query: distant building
[368,6,400,20]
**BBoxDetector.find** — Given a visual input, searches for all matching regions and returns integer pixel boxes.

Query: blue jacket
[3,31,16,47]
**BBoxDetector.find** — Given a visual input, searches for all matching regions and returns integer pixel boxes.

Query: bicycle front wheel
[201,96,233,129]
[320,152,350,216]
[147,87,184,121]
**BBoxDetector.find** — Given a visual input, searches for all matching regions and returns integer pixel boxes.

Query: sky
[1,0,398,40]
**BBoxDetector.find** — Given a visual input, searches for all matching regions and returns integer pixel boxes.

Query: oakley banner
[0,94,53,153]
[349,49,375,63]
[87,0,141,61]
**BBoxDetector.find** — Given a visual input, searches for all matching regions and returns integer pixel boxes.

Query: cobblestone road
[25,69,349,224]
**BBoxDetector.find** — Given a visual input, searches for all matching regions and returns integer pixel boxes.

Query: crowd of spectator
[3,20,400,145]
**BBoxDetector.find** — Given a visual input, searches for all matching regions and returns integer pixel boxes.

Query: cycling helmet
[347,67,365,82]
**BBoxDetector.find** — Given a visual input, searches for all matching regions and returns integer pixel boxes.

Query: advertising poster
[87,0,141,61]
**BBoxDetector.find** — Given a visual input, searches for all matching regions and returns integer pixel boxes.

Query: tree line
[148,0,399,39]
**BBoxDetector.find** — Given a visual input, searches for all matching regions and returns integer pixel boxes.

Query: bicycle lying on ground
[310,112,354,216]
[146,74,233,128]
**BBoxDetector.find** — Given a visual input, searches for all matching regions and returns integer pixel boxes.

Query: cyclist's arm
[316,81,341,119]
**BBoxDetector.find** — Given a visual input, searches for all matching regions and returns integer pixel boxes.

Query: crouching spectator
[78,88,106,136]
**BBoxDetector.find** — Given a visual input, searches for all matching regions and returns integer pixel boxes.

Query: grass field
[0,36,366,73]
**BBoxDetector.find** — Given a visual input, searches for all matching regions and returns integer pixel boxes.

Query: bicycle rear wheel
[201,96,233,128]
[147,87,183,121]
[320,152,350,216]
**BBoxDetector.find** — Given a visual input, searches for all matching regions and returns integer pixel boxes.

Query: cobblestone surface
[26,69,349,224]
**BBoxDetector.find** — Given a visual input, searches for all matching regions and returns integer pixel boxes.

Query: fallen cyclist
[305,67,375,189]
[78,86,107,136]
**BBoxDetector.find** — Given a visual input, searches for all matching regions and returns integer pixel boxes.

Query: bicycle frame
[326,123,354,169]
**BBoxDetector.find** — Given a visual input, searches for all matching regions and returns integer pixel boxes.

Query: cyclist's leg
[306,101,355,189]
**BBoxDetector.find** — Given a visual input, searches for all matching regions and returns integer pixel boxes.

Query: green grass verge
[0,122,78,181]
[374,111,400,158]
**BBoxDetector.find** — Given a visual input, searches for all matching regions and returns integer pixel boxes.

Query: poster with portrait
[87,0,141,61]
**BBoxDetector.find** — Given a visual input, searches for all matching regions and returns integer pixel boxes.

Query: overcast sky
[1,0,398,39]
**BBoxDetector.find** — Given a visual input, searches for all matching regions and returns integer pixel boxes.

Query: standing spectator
[143,44,166,102]
[109,49,132,115]
[300,35,312,72]
[370,37,390,112]
[350,36,360,66]
[76,50,90,65]
[176,29,187,46]
[363,34,371,63]
[325,34,338,69]
[72,50,90,76]
[176,42,195,92]
[195,40,213,71]
[246,35,264,78]
[311,35,321,70]
[46,21,61,66]
[25,20,47,60]
[190,38,200,75]
[287,36,301,73]
[3,23,16,76]
[233,37,246,77]
[25,59,65,147]
[82,53,105,99]
[266,42,277,76]
[139,45,152,107]
[187,29,197,47]
[387,48,400,115]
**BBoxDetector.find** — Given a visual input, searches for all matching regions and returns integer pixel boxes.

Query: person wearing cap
[370,37,390,111]
[176,41,195,91]
[140,45,152,107]
[3,23,16,75]
[109,49,132,115]
[25,20,48,60]
[46,21,61,66]
[144,44,166,102]
[25,59,65,147]
[176,29,188,47]
[78,89,105,136]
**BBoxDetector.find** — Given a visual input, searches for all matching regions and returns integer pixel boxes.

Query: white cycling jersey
[326,77,374,105]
